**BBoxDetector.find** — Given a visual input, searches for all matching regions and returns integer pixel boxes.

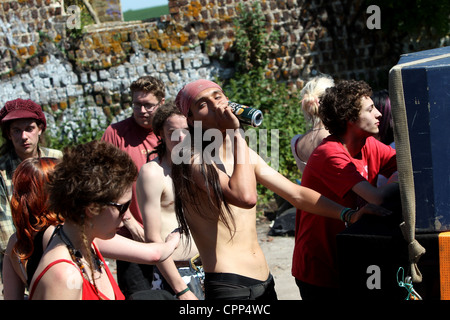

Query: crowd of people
[0,74,398,300]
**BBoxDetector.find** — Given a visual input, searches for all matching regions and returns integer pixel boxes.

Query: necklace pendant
[95,259,104,273]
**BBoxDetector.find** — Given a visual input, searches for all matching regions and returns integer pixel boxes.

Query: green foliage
[233,2,279,73]
[221,69,304,205]
[45,107,108,150]
[221,3,305,206]
[365,0,450,40]
[123,5,170,21]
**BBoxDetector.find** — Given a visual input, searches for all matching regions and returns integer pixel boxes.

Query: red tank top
[29,243,124,300]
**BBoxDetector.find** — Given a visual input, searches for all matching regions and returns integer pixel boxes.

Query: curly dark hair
[47,140,138,225]
[319,80,373,136]
[47,140,137,294]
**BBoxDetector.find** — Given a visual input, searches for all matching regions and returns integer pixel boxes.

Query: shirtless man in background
[137,102,202,300]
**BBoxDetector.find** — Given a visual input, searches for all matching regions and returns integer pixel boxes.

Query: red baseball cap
[0,99,47,130]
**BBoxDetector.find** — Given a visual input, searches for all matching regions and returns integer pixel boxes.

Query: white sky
[121,0,169,12]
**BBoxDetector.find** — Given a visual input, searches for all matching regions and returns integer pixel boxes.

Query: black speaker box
[337,214,440,300]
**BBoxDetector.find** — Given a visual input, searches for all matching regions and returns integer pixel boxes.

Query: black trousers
[116,260,174,300]
[204,272,278,300]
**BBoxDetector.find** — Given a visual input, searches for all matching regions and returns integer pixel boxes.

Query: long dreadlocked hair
[171,125,236,244]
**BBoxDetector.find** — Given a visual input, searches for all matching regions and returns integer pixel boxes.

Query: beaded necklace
[56,225,104,279]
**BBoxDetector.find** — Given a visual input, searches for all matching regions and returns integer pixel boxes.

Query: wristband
[340,208,352,222]
[345,209,356,224]
[176,287,190,298]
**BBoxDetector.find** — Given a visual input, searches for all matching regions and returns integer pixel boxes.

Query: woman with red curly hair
[2,157,62,299]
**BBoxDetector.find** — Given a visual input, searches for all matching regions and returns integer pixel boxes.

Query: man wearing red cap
[0,99,62,272]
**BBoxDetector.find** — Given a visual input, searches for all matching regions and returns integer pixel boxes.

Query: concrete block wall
[167,0,396,90]
[0,0,231,125]
[0,0,65,78]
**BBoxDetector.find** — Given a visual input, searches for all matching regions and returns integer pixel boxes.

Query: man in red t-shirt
[102,76,165,298]
[292,80,398,300]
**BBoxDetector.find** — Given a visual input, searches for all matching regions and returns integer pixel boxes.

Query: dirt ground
[256,216,301,300]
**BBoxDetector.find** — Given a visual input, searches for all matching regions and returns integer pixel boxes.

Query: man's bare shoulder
[139,157,173,192]
[140,157,164,177]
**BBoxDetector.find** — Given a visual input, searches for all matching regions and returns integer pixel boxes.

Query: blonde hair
[300,75,334,127]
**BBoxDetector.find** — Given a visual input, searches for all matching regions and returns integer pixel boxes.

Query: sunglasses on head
[106,200,131,216]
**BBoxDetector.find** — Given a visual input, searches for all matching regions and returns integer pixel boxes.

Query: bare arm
[192,128,258,209]
[122,214,145,242]
[136,162,165,244]
[254,153,390,222]
[352,180,399,206]
[136,162,198,299]
[154,257,198,300]
[96,232,179,264]
[2,235,26,300]
[225,128,258,207]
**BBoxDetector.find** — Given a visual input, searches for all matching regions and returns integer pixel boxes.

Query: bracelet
[176,287,190,298]
[345,209,356,224]
[340,208,352,222]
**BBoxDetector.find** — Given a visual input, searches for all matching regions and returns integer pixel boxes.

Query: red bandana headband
[175,79,223,117]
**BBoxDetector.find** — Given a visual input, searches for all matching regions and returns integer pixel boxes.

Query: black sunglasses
[106,200,131,216]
